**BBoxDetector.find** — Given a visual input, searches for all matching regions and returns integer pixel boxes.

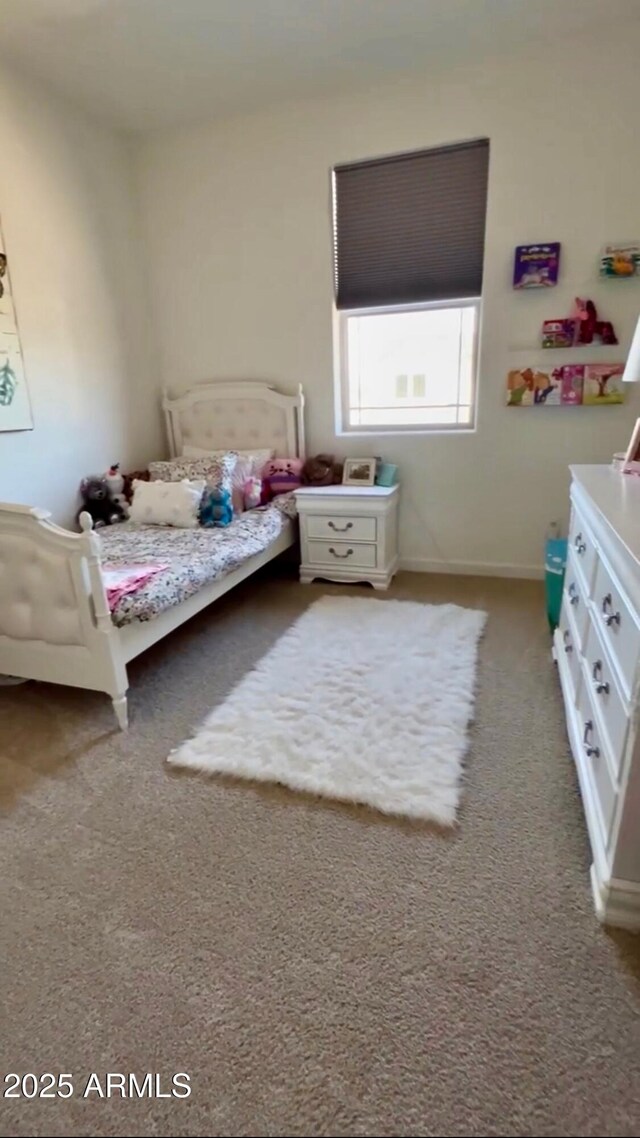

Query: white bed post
[79,513,129,729]
[162,386,180,458]
[297,383,306,460]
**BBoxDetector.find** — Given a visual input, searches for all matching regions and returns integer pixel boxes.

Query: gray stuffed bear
[76,476,126,529]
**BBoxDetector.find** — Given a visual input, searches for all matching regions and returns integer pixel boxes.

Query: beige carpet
[1,568,640,1138]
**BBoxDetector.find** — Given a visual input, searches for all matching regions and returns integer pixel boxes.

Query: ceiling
[2,0,637,132]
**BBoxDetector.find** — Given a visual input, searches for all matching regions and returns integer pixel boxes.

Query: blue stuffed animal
[200,487,233,528]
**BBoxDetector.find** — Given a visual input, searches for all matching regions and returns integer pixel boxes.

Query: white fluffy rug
[168,596,487,825]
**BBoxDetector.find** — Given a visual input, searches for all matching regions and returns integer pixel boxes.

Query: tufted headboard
[162,381,306,460]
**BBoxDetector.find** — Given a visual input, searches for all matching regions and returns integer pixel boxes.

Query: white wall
[0,66,162,527]
[135,22,640,576]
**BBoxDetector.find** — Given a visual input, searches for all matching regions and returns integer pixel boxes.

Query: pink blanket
[102,563,169,612]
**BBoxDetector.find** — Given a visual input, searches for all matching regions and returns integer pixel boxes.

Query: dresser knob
[592,659,609,695]
[568,582,579,606]
[328,521,353,533]
[329,547,353,559]
[601,593,621,627]
[583,719,600,759]
[575,533,587,554]
[563,629,573,653]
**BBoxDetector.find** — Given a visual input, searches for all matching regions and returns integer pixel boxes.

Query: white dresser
[294,485,399,590]
[555,465,640,928]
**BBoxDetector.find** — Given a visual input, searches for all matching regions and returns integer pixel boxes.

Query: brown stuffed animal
[301,453,343,486]
[122,468,150,504]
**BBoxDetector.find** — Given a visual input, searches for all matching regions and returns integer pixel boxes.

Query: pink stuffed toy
[573,297,618,346]
[243,476,263,510]
[263,457,303,499]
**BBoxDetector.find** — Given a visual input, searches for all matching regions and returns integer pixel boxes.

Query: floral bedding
[98,496,297,628]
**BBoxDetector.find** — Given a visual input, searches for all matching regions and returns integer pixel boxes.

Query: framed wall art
[0,218,33,432]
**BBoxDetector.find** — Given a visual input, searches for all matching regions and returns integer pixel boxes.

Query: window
[341,300,479,429]
[332,139,489,433]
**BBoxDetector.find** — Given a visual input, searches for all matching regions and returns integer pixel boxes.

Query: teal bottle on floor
[545,527,567,632]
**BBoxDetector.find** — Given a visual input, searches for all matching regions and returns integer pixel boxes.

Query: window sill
[336,426,477,438]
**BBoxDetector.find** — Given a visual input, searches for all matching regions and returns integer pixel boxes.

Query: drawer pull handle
[568,582,579,606]
[592,659,609,695]
[601,593,621,627]
[583,720,600,759]
[328,521,353,533]
[563,629,573,653]
[575,532,587,555]
[329,547,353,559]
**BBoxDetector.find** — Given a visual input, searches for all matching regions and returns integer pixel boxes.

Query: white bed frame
[0,381,305,729]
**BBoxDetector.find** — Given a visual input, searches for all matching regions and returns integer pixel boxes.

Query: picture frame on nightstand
[342,457,377,486]
[623,416,640,473]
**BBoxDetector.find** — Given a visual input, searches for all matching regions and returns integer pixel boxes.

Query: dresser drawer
[558,604,581,698]
[563,549,589,646]
[577,682,616,839]
[592,557,640,698]
[584,619,628,777]
[568,507,598,592]
[306,515,376,542]
[308,540,377,570]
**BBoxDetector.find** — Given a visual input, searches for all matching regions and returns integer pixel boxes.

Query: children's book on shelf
[507,360,626,407]
[507,367,562,406]
[583,364,625,405]
[559,365,584,405]
[542,318,576,349]
[513,243,560,289]
[599,242,640,279]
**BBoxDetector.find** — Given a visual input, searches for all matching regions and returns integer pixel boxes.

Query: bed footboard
[0,503,128,728]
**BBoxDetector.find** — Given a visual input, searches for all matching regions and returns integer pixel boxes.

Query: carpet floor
[1,568,639,1138]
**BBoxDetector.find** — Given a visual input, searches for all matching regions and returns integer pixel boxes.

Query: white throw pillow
[129,478,206,528]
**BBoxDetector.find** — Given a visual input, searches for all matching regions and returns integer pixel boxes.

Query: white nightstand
[294,484,399,590]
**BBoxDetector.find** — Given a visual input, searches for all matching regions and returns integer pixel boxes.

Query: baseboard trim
[591,864,640,931]
[398,557,543,581]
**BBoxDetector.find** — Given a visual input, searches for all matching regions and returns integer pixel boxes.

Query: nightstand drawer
[307,515,376,542]
[308,540,377,570]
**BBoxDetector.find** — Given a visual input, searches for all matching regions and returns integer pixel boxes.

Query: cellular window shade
[333,139,489,310]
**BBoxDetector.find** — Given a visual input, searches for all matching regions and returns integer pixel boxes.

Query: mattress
[97,499,295,627]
